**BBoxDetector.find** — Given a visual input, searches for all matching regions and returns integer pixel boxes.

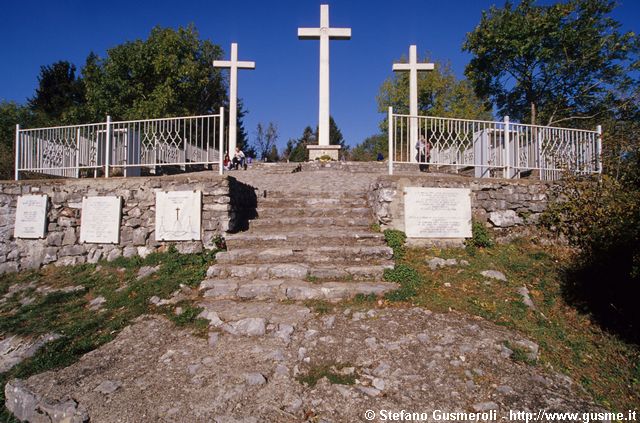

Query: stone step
[257,197,368,208]
[206,262,392,281]
[257,190,368,200]
[255,206,372,219]
[248,216,372,230]
[215,246,393,264]
[250,161,390,174]
[224,231,386,249]
[196,299,313,336]
[199,278,398,302]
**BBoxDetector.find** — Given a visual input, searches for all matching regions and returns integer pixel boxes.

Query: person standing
[416,136,431,172]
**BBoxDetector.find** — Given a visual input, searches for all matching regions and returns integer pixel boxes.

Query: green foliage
[463,0,639,126]
[541,176,640,341]
[284,117,348,162]
[327,116,347,150]
[28,61,87,125]
[504,341,537,365]
[353,293,377,304]
[383,264,424,301]
[0,102,33,180]
[466,221,495,249]
[383,229,406,259]
[350,134,387,162]
[377,58,492,133]
[284,126,314,162]
[168,304,208,335]
[297,362,357,387]
[82,25,226,121]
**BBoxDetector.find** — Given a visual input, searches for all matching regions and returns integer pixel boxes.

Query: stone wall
[0,173,253,274]
[369,175,550,234]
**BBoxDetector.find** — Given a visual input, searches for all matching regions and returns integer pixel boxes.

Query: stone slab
[80,196,121,244]
[14,195,47,239]
[404,187,472,238]
[307,144,341,161]
[155,191,201,241]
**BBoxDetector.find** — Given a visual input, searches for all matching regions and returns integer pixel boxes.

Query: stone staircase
[198,188,397,304]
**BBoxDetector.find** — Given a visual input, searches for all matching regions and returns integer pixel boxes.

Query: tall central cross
[393,45,434,162]
[298,4,351,147]
[213,43,255,156]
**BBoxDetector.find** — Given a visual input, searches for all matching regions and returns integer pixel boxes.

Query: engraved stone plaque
[404,187,472,238]
[80,196,121,244]
[14,195,48,239]
[155,191,201,241]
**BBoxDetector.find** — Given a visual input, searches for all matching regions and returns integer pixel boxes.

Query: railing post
[105,115,112,178]
[596,125,602,175]
[14,124,20,181]
[218,107,225,176]
[75,127,81,178]
[388,107,394,176]
[503,115,510,179]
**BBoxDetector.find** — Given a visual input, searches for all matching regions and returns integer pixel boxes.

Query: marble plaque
[155,191,201,241]
[80,196,121,244]
[404,187,472,238]
[14,195,48,239]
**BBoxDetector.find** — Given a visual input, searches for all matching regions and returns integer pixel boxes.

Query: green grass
[383,229,406,259]
[296,362,357,387]
[0,246,218,421]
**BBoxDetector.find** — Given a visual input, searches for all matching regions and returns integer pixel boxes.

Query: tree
[350,134,387,162]
[254,122,279,160]
[328,116,347,149]
[28,61,86,125]
[377,58,492,127]
[463,0,639,126]
[284,126,315,162]
[0,102,33,180]
[266,144,280,162]
[82,25,227,121]
[234,100,255,158]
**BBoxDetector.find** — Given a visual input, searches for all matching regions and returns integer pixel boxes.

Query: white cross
[393,45,434,162]
[298,4,351,147]
[213,43,255,156]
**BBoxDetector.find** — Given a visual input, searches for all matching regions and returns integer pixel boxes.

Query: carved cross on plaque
[175,206,181,221]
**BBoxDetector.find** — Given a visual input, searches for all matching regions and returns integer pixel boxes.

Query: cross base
[307,144,341,161]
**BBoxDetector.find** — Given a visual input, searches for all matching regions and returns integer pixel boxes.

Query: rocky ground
[6,305,602,422]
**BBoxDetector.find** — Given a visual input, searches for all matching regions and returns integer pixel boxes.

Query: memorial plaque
[404,187,472,238]
[155,191,201,241]
[80,196,121,244]
[14,195,48,239]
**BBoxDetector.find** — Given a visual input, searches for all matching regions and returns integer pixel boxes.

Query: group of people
[223,147,249,171]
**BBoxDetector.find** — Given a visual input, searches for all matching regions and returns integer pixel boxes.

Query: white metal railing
[387,107,602,180]
[15,109,225,180]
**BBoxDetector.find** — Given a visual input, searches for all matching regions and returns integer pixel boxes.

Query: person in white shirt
[232,147,246,170]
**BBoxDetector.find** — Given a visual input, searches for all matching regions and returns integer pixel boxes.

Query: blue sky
[1,0,638,151]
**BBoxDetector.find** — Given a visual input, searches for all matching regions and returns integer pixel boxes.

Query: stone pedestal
[307,144,341,161]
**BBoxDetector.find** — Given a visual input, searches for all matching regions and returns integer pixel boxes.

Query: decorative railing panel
[15,110,224,180]
[387,108,601,180]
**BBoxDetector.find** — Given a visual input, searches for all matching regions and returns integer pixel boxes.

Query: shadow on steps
[227,177,258,233]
